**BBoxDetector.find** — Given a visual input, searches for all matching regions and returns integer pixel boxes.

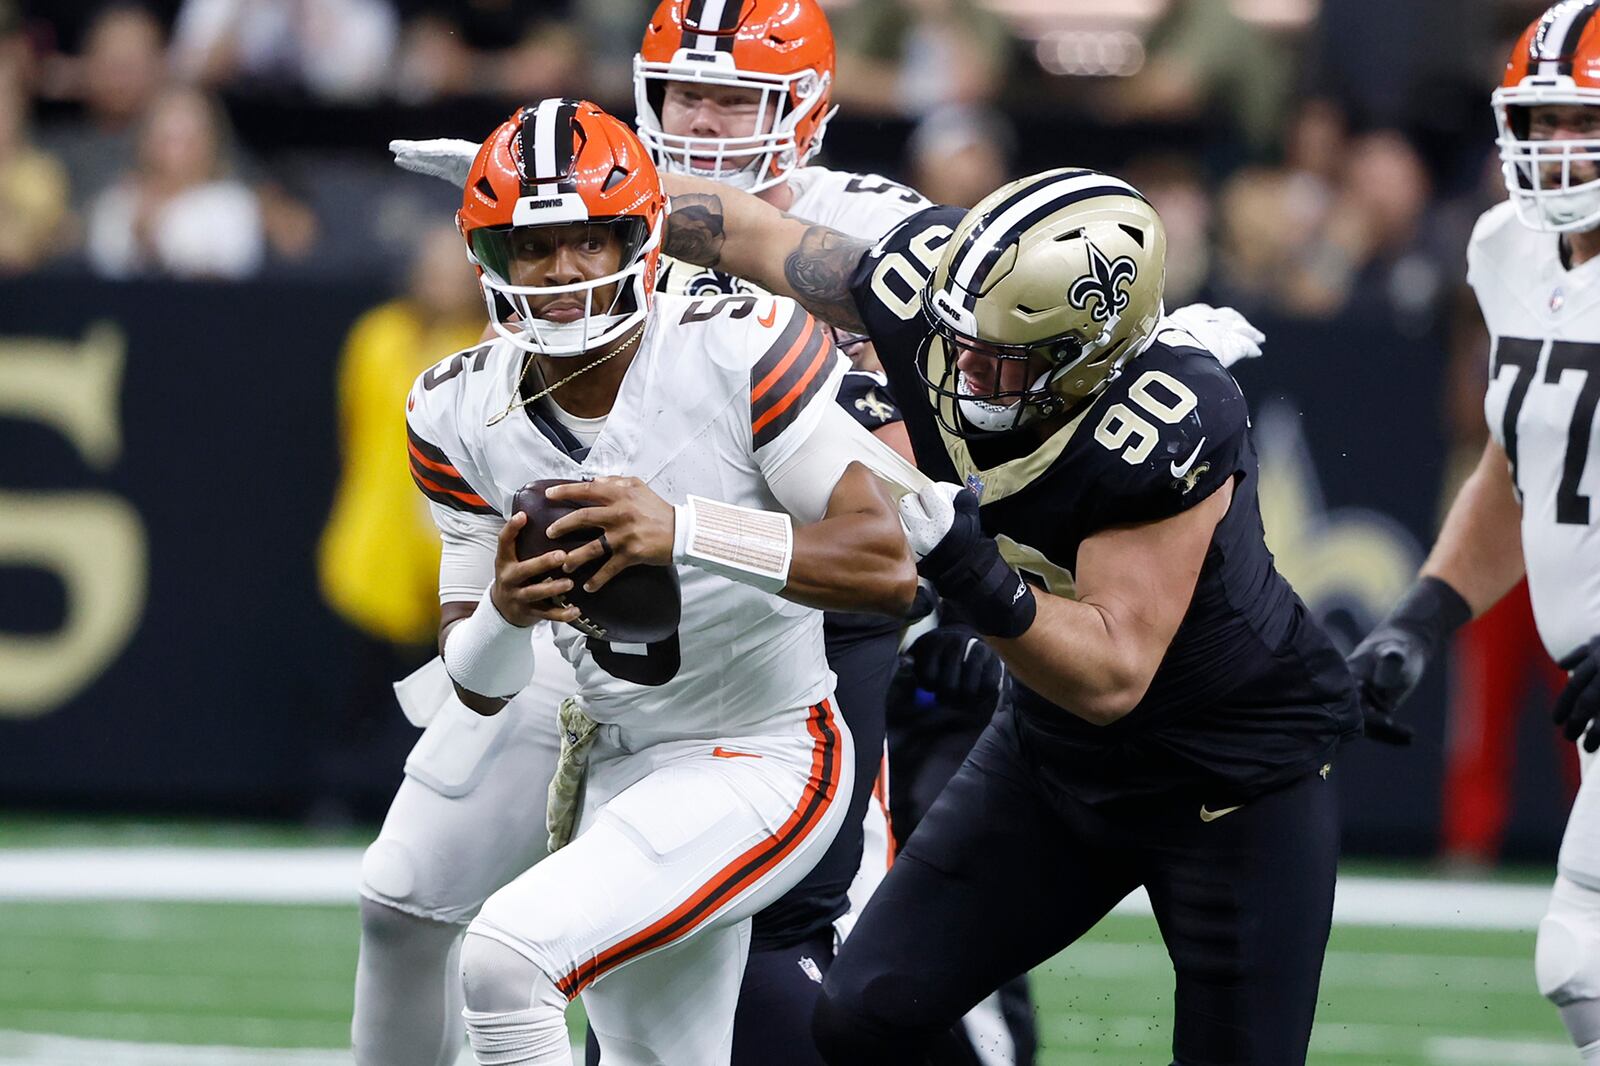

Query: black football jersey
[847,206,1362,802]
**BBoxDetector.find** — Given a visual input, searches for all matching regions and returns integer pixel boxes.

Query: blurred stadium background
[0,0,1587,1061]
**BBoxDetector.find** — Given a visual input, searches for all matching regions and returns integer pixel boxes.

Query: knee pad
[460,932,563,1015]
[361,838,424,912]
[460,934,570,1066]
[361,833,489,924]
[1538,878,1600,1007]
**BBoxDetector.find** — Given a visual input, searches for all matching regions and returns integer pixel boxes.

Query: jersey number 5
[1495,337,1600,526]
[1092,370,1198,465]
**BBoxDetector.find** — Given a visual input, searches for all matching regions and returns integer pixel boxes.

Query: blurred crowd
[0,0,1557,306]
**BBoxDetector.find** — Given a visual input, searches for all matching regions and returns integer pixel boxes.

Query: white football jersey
[1469,200,1600,660]
[657,165,932,297]
[406,294,846,733]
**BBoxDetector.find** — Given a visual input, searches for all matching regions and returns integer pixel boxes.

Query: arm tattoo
[783,225,871,333]
[663,193,726,267]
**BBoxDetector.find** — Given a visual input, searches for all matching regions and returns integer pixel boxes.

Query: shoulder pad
[406,341,504,518]
[1079,342,1249,523]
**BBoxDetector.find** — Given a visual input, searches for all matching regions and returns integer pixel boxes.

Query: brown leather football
[512,479,681,644]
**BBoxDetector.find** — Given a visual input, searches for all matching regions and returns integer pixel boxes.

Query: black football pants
[813,709,1340,1066]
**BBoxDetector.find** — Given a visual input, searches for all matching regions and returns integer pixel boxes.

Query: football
[512,479,682,644]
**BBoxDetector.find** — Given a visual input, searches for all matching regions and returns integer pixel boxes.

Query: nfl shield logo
[1552,287,1566,313]
[965,472,985,499]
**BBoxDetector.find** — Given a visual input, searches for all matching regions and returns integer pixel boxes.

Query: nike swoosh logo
[1171,437,1207,479]
[712,746,762,760]
[1199,803,1242,823]
[757,304,779,329]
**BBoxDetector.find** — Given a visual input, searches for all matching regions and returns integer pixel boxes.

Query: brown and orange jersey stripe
[407,423,497,516]
[750,306,838,450]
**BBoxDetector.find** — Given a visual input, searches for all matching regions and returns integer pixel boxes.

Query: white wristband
[672,495,793,594]
[441,585,535,699]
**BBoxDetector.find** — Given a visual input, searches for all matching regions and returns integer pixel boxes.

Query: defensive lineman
[656,167,1358,1063]
[409,99,916,1065]
[1348,4,1600,1059]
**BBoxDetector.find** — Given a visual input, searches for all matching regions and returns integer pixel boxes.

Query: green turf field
[0,897,1571,1064]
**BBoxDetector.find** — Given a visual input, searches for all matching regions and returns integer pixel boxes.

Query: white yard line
[0,1030,360,1065]
[0,847,1556,930]
[1426,1035,1578,1064]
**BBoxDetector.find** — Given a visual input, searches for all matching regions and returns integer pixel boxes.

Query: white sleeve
[763,403,933,524]
[431,502,501,604]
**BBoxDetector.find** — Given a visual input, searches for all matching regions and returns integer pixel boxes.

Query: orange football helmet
[458,99,665,356]
[1495,0,1600,231]
[634,0,836,193]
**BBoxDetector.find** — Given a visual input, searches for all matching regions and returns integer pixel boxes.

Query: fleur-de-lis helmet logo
[1067,240,1138,323]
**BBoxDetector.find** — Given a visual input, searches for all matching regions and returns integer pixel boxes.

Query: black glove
[1554,636,1600,751]
[912,489,1037,639]
[1345,576,1472,746]
[910,623,1005,713]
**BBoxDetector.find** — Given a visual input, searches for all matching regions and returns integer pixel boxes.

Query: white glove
[1159,303,1266,369]
[389,138,479,187]
[897,482,963,560]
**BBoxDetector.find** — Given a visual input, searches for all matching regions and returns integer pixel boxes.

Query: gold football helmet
[920,168,1166,436]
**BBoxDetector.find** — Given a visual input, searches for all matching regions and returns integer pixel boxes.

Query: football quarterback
[656,168,1358,1064]
[397,99,923,1066]
[1347,2,1600,1058]
[366,4,984,1065]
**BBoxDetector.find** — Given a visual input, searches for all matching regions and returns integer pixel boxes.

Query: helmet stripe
[949,173,1146,305]
[689,0,739,52]
[524,98,581,199]
[1534,0,1600,75]
[943,169,1092,286]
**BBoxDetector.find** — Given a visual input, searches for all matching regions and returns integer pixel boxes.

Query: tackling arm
[994,481,1233,725]
[663,174,873,332]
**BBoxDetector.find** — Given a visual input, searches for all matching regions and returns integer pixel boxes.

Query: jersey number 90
[1092,370,1199,465]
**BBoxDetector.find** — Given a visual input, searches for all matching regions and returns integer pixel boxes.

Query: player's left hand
[898,483,1036,639]
[1162,304,1265,369]
[544,477,676,593]
[389,138,478,187]
[1554,636,1600,751]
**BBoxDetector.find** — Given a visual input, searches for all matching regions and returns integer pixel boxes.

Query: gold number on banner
[0,324,148,718]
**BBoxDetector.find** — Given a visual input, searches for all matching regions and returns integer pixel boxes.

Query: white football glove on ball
[898,482,964,560]
[389,138,478,187]
[1160,303,1265,369]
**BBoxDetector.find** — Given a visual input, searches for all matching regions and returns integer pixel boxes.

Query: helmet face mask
[918,169,1166,440]
[917,316,1084,437]
[634,0,837,193]
[467,216,659,356]
[457,100,666,359]
[1496,2,1600,233]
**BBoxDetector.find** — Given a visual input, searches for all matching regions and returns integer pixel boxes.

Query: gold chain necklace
[486,324,646,427]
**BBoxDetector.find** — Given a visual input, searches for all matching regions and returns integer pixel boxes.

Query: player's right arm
[1344,438,1524,744]
[663,174,873,332]
[408,367,578,715]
